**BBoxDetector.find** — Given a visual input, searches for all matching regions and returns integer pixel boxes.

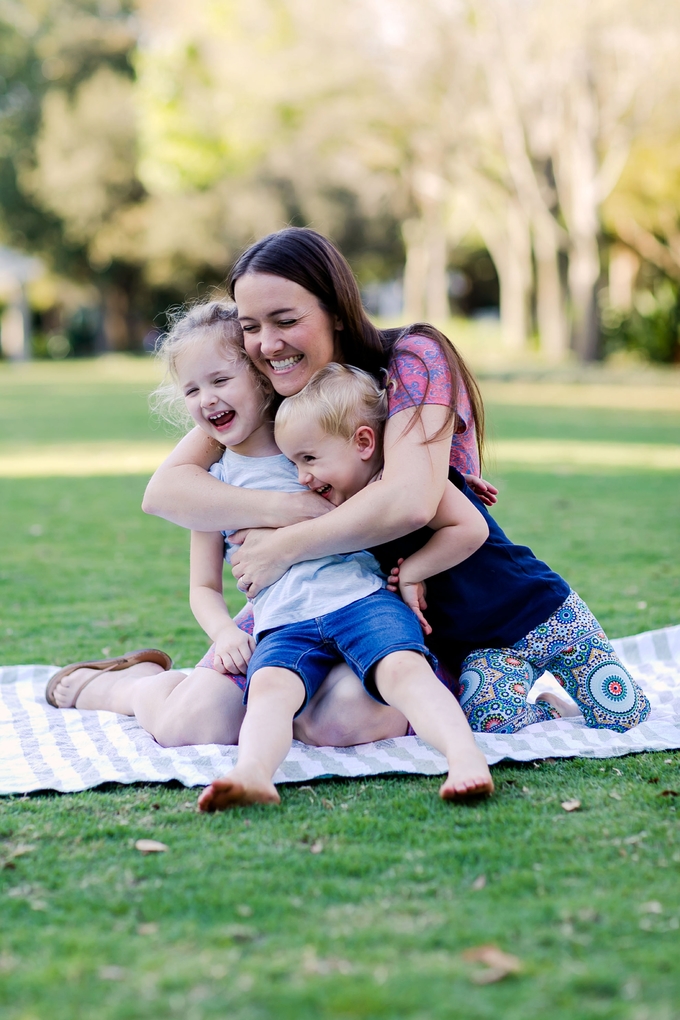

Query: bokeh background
[1,0,680,366]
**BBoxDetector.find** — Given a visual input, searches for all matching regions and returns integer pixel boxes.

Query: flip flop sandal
[45,648,173,709]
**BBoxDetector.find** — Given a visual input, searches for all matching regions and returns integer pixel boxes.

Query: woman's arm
[189,530,254,675]
[230,404,453,595]
[142,426,332,532]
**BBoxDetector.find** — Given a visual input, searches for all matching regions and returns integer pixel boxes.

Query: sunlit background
[1,0,680,368]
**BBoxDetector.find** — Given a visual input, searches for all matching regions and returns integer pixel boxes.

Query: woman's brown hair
[227,227,485,463]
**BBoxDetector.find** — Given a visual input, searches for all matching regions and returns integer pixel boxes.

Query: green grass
[1,360,679,1019]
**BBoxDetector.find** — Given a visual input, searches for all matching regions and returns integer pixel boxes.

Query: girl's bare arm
[230,404,453,595]
[142,426,332,532]
[189,530,254,675]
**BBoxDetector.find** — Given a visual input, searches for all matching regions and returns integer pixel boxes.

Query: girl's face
[175,335,275,457]
[234,272,344,397]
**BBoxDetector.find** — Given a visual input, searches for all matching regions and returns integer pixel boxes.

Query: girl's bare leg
[50,663,246,746]
[374,651,494,799]
[294,662,408,746]
[198,667,305,812]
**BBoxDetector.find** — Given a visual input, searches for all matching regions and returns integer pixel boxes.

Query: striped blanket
[1,625,678,795]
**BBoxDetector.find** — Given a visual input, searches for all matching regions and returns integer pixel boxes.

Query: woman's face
[234,272,344,396]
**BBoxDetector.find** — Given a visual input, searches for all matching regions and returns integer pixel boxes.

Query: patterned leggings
[456,591,651,734]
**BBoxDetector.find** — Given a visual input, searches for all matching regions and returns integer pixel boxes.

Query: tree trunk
[569,233,600,361]
[489,200,532,352]
[534,222,567,361]
[608,243,639,311]
[402,214,449,323]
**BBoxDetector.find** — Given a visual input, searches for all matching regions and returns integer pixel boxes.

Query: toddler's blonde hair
[150,300,272,431]
[275,363,388,444]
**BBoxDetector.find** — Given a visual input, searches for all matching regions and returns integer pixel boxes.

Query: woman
[53,227,530,745]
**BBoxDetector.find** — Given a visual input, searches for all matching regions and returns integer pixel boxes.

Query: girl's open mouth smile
[207,410,236,430]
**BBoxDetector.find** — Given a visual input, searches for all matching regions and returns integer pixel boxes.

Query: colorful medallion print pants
[456,591,651,734]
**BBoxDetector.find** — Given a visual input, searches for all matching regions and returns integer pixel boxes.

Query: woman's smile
[234,272,344,396]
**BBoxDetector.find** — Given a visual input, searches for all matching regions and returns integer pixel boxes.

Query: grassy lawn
[1,359,679,1019]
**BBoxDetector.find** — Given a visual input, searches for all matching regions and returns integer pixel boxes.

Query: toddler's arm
[190,530,255,675]
[388,481,488,633]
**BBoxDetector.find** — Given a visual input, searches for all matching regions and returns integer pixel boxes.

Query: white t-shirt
[210,449,384,638]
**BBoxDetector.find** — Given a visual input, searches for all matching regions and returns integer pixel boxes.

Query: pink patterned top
[386,334,480,476]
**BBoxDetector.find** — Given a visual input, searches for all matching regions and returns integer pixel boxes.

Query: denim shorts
[245,588,437,714]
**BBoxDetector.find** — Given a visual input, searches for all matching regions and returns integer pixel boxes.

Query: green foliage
[602,280,680,363]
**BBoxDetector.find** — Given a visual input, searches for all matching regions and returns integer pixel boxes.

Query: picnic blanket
[1,624,678,795]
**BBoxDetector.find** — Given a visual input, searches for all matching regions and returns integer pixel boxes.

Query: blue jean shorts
[245,588,437,714]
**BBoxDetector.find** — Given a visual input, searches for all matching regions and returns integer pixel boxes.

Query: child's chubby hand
[387,559,432,636]
[463,474,498,506]
[212,623,255,676]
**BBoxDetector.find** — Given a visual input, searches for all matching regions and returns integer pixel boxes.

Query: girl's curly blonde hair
[150,300,273,432]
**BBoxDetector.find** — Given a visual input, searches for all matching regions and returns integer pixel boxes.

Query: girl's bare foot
[51,662,166,711]
[198,769,281,811]
[439,752,494,800]
[535,691,582,718]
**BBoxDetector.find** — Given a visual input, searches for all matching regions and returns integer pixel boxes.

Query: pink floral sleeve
[386,335,480,476]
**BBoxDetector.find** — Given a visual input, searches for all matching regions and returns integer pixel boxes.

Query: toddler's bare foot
[51,662,165,711]
[439,752,494,800]
[535,691,582,718]
[198,769,281,812]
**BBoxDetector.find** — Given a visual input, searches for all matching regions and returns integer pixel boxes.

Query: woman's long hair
[227,227,485,460]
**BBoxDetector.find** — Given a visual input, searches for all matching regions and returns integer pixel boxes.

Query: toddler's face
[277,418,376,507]
[176,337,268,453]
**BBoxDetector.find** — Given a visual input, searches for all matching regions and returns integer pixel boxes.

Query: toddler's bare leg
[198,667,305,812]
[374,651,494,799]
[294,662,408,746]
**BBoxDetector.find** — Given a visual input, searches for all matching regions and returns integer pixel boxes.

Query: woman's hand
[463,474,498,506]
[212,623,255,675]
[387,559,432,636]
[231,528,292,597]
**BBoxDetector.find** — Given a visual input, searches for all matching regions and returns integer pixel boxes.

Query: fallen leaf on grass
[321,798,334,810]
[309,840,324,854]
[2,844,36,868]
[660,789,678,797]
[639,901,663,914]
[463,945,523,984]
[11,844,35,858]
[134,839,168,854]
[561,799,581,812]
[471,875,487,890]
[609,791,622,801]
[137,923,158,935]
[648,777,659,784]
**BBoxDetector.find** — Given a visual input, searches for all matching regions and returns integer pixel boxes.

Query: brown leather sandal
[45,649,173,709]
